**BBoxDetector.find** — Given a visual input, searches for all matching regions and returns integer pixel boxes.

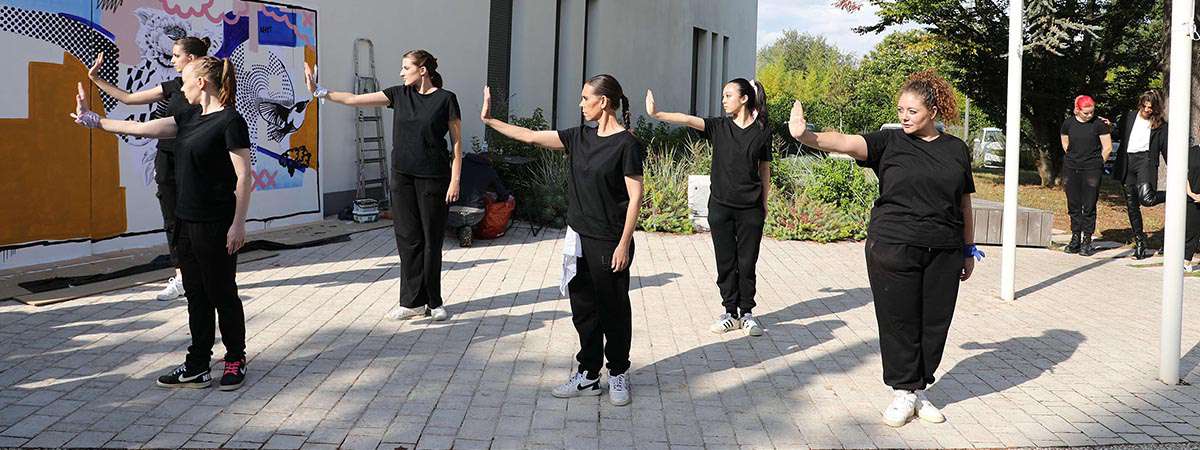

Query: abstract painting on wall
[0,0,318,268]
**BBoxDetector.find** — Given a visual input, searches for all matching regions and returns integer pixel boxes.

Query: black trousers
[391,171,449,309]
[155,150,180,266]
[176,218,245,370]
[569,236,633,377]
[865,240,963,391]
[1186,202,1200,261]
[1123,152,1165,238]
[1064,167,1103,235]
[708,200,765,315]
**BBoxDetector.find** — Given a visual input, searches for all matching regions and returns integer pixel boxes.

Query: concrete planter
[687,175,711,232]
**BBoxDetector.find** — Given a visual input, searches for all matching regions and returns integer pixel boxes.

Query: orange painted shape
[0,53,125,246]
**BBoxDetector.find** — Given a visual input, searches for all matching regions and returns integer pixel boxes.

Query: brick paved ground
[2,224,1200,449]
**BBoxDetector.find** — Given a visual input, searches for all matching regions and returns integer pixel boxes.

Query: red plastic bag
[476,193,515,239]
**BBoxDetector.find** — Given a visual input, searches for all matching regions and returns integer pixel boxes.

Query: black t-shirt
[383,85,461,177]
[153,77,199,153]
[700,116,773,208]
[858,129,976,248]
[172,107,252,222]
[557,126,645,241]
[1060,117,1109,169]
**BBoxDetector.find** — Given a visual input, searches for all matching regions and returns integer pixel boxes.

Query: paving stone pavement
[2,224,1200,449]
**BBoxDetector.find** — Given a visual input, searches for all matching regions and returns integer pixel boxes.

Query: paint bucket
[352,199,379,223]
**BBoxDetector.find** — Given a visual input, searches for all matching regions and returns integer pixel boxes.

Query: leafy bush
[634,116,691,153]
[638,151,694,234]
[764,192,869,242]
[801,157,878,211]
[510,152,569,228]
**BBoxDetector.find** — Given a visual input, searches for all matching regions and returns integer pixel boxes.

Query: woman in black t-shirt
[86,36,210,302]
[1058,95,1113,256]
[72,57,254,392]
[481,74,644,407]
[304,50,463,322]
[788,70,978,428]
[644,79,772,337]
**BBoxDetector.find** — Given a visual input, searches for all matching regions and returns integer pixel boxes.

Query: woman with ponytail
[645,78,772,337]
[789,69,978,427]
[481,74,644,407]
[304,49,462,322]
[72,56,253,391]
[86,36,211,301]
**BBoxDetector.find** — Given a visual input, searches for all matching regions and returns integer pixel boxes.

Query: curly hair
[899,69,958,123]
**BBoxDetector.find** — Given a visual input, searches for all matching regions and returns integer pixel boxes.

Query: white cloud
[756,0,918,58]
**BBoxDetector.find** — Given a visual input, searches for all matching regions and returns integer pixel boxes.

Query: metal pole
[1159,0,1195,385]
[999,0,1024,301]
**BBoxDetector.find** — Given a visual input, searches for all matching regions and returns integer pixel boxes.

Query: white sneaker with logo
[430,307,450,321]
[385,305,426,320]
[551,371,602,398]
[156,276,186,301]
[915,390,945,423]
[608,373,631,406]
[710,313,741,334]
[883,389,917,427]
[740,313,764,336]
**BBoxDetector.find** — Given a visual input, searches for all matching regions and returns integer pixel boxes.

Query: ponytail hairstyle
[728,78,768,128]
[403,49,443,88]
[1137,89,1165,129]
[192,56,237,107]
[899,69,958,123]
[585,74,631,129]
[175,36,212,57]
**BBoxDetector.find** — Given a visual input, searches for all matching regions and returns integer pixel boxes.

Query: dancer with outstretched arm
[788,70,981,427]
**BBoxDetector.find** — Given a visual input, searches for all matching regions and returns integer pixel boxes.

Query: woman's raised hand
[645,89,658,118]
[303,63,318,94]
[787,100,808,139]
[481,86,493,122]
[69,82,90,119]
[87,53,104,80]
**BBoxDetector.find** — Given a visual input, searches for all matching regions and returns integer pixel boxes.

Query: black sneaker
[156,364,211,389]
[219,358,246,391]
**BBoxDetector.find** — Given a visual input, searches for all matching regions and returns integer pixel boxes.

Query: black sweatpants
[1064,167,1103,236]
[865,240,963,391]
[176,218,245,370]
[391,171,450,309]
[569,236,633,377]
[1123,152,1165,238]
[708,200,765,316]
[155,150,180,266]
[1186,201,1200,261]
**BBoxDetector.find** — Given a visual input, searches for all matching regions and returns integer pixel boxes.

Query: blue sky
[757,0,917,58]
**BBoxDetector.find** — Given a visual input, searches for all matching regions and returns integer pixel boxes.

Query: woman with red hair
[1059,95,1113,256]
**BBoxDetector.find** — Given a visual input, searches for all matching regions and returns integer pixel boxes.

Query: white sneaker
[914,390,945,423]
[551,371,602,398]
[883,389,917,427]
[430,307,450,321]
[710,313,741,334]
[1184,261,1197,273]
[608,373,631,406]
[385,305,426,320]
[740,313,764,336]
[156,276,185,301]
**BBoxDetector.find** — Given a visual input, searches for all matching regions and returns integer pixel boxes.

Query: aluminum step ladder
[353,38,389,209]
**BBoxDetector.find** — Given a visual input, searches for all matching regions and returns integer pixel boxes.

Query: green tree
[844,0,1163,185]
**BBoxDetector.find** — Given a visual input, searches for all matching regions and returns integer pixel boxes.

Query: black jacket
[1112,110,1169,181]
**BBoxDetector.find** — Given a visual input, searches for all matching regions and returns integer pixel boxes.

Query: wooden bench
[972,198,1053,248]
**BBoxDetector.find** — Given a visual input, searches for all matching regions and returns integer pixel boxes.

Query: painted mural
[0,0,318,269]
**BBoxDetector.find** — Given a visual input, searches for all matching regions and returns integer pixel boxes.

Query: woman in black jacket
[1112,89,1169,259]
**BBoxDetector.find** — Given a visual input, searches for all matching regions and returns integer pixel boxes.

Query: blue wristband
[963,244,985,261]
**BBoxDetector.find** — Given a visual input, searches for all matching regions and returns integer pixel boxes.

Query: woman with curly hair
[788,69,979,427]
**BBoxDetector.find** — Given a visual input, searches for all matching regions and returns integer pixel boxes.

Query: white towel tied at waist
[560,226,582,297]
